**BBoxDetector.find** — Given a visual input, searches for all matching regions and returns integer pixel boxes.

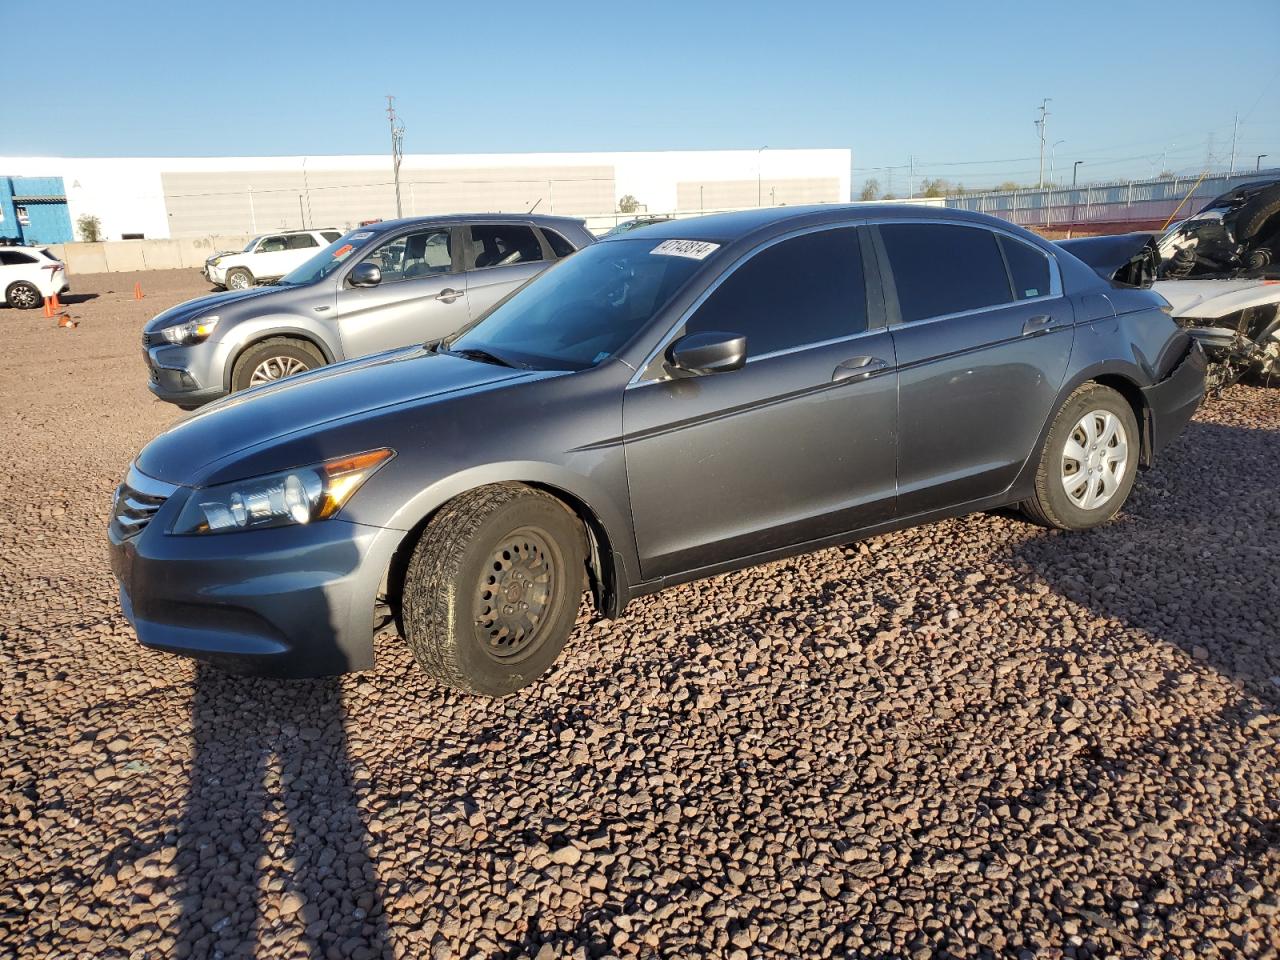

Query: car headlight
[171,449,394,534]
[160,315,220,345]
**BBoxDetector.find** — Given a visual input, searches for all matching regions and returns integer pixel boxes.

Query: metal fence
[946,168,1280,231]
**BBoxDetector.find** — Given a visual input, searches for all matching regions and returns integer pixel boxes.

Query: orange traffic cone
[133,282,144,300]
[43,297,53,317]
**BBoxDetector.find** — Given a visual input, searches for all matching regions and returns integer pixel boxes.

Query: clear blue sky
[11,0,1280,191]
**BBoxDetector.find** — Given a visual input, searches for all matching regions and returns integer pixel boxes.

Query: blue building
[0,176,73,244]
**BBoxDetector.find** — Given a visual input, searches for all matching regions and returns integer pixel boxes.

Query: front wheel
[226,268,254,290]
[1022,383,1139,530]
[6,281,42,309]
[401,483,586,696]
[230,337,324,392]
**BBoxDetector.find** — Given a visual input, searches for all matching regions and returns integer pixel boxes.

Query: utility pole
[1259,154,1269,172]
[908,155,915,199]
[386,95,405,218]
[1228,112,1239,175]
[1035,98,1051,189]
[756,146,768,206]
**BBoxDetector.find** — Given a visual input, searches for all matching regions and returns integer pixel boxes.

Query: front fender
[218,315,342,391]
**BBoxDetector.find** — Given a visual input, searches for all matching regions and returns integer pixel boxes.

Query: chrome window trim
[628,218,871,386]
[874,218,1063,328]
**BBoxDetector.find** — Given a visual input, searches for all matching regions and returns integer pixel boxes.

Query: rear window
[879,223,1013,323]
[467,225,543,269]
[541,229,577,259]
[321,231,342,243]
[287,234,319,250]
[999,235,1051,300]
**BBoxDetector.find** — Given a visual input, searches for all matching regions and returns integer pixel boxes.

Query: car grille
[142,330,161,348]
[110,467,178,539]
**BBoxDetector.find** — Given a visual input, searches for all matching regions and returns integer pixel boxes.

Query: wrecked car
[1157,178,1280,279]
[1060,232,1280,390]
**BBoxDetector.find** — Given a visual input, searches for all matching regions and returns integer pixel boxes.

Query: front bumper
[1141,339,1207,458]
[108,467,401,677]
[144,340,229,407]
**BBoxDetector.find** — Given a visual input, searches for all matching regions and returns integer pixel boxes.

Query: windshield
[277,230,374,286]
[447,238,710,370]
[242,236,262,253]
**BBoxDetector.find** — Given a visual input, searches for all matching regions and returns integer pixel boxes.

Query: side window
[0,251,36,265]
[999,235,1052,300]
[879,223,1013,323]
[321,231,342,243]
[468,225,543,269]
[541,229,577,259]
[684,227,867,357]
[355,228,452,283]
[259,235,288,253]
[287,234,319,250]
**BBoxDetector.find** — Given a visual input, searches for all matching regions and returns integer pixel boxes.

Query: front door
[874,221,1075,516]
[335,226,471,358]
[624,226,898,581]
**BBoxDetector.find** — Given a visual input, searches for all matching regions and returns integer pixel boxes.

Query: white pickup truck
[204,228,342,290]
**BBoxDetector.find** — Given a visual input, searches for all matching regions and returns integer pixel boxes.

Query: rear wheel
[1022,383,1139,530]
[230,337,324,392]
[226,268,254,290]
[1234,185,1280,241]
[401,483,586,696]
[5,281,42,310]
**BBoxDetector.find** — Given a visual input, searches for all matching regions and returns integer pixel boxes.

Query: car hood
[135,346,548,484]
[1153,278,1280,320]
[143,286,286,331]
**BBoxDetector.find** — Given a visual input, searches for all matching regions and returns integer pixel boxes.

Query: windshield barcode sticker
[651,239,720,260]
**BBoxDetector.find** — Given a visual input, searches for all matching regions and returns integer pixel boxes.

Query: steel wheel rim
[11,285,37,307]
[1060,409,1129,511]
[474,526,560,662]
[248,356,308,386]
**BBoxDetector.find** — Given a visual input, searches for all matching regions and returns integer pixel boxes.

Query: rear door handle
[435,288,465,303]
[832,356,890,383]
[1022,314,1053,336]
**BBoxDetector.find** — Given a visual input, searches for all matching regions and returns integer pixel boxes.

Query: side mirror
[667,331,747,376]
[349,262,382,288]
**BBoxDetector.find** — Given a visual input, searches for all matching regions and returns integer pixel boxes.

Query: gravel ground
[1,269,1277,960]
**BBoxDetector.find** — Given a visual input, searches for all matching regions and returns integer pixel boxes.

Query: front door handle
[435,288,465,303]
[832,356,890,383]
[1022,314,1053,336]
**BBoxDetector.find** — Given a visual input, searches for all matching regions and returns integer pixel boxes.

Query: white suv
[205,228,343,290]
[1,246,69,309]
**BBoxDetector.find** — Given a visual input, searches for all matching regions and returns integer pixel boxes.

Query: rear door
[875,221,1074,515]
[463,223,552,319]
[334,225,471,358]
[251,234,293,280]
[624,225,898,580]
[279,232,321,274]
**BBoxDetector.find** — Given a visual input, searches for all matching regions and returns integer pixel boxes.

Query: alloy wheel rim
[1061,409,1129,511]
[229,274,248,289]
[248,356,308,386]
[12,285,37,307]
[474,526,558,662]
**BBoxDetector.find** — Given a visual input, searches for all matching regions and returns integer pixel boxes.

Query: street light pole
[757,146,768,206]
[1258,154,1269,172]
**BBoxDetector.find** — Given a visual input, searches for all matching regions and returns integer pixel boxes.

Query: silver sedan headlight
[171,449,394,534]
[160,315,219,345]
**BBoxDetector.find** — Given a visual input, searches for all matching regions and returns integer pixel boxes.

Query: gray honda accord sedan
[108,205,1206,695]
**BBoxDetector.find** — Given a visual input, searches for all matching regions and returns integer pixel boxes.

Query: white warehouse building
[0,149,852,241]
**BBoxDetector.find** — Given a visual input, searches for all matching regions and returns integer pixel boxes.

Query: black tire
[230,337,325,392]
[6,281,42,310]
[1234,185,1280,241]
[226,268,254,290]
[401,483,586,696]
[1022,383,1140,531]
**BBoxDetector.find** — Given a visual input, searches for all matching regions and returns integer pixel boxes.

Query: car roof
[360,213,586,234]
[609,203,1026,245]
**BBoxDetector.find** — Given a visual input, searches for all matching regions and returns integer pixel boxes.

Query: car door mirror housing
[349,262,382,288]
[667,331,747,375]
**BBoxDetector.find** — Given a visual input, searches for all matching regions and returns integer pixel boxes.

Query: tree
[858,178,880,201]
[76,214,104,243]
[617,194,642,214]
[916,178,955,198]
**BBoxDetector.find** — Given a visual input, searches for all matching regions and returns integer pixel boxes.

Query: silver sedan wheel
[248,356,309,386]
[1060,409,1129,511]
